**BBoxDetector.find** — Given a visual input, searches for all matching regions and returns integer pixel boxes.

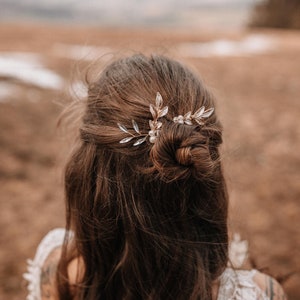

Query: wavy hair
[58,54,229,300]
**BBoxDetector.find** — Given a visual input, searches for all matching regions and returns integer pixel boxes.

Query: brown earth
[0,23,299,299]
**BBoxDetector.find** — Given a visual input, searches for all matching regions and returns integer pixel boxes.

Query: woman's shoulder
[218,268,287,300]
[252,271,287,300]
[23,228,70,300]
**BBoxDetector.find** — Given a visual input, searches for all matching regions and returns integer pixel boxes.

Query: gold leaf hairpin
[118,92,168,146]
[173,106,214,125]
[118,120,147,146]
[118,92,213,146]
[148,92,168,143]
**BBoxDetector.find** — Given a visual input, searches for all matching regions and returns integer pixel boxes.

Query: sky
[0,0,261,28]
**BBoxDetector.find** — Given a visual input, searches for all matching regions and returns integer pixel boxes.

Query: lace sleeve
[218,268,270,300]
[23,228,67,300]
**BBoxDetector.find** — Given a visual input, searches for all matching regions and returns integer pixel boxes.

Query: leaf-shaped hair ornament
[117,92,214,147]
[120,136,134,144]
[173,106,214,126]
[118,92,167,146]
[132,120,140,134]
[133,136,147,146]
[156,91,163,107]
[149,104,157,120]
[117,123,129,133]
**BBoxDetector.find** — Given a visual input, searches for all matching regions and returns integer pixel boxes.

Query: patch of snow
[53,44,113,61]
[69,81,88,100]
[179,35,276,57]
[0,52,64,90]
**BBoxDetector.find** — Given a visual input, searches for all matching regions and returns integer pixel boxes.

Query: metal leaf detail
[173,105,214,126]
[193,106,205,118]
[117,92,170,147]
[184,119,193,125]
[149,104,156,119]
[159,106,168,118]
[155,92,163,107]
[133,136,147,146]
[117,92,214,148]
[132,120,140,133]
[156,121,162,129]
[200,108,214,118]
[117,123,129,133]
[195,119,205,126]
[184,111,192,119]
[120,136,134,143]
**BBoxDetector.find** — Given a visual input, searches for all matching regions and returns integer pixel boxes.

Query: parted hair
[58,54,229,300]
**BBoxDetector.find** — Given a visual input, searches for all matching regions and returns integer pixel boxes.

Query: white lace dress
[24,229,269,300]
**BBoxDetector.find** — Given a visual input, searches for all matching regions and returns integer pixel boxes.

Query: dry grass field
[0,23,299,299]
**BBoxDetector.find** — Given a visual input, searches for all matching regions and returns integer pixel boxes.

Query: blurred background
[0,0,299,299]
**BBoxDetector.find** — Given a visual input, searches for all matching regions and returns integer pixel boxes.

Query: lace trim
[24,229,266,300]
[23,228,67,300]
[228,233,248,268]
[218,268,269,300]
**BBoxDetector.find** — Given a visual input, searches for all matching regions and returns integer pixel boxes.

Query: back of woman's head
[61,54,228,300]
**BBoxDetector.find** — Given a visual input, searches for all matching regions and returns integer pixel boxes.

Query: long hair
[58,54,229,300]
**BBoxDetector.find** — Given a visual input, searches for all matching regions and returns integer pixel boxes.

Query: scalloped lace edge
[24,229,267,300]
[23,228,67,300]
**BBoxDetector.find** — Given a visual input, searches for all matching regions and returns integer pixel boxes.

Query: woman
[24,54,286,299]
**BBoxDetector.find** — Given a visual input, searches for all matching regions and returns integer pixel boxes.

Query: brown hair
[58,54,228,299]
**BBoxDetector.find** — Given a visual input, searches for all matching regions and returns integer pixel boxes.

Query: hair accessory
[118,92,213,146]
[173,106,214,126]
[118,92,168,146]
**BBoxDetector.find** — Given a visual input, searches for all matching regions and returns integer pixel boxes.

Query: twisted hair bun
[150,122,221,182]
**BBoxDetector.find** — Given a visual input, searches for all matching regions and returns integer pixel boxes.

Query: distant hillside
[250,0,300,29]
